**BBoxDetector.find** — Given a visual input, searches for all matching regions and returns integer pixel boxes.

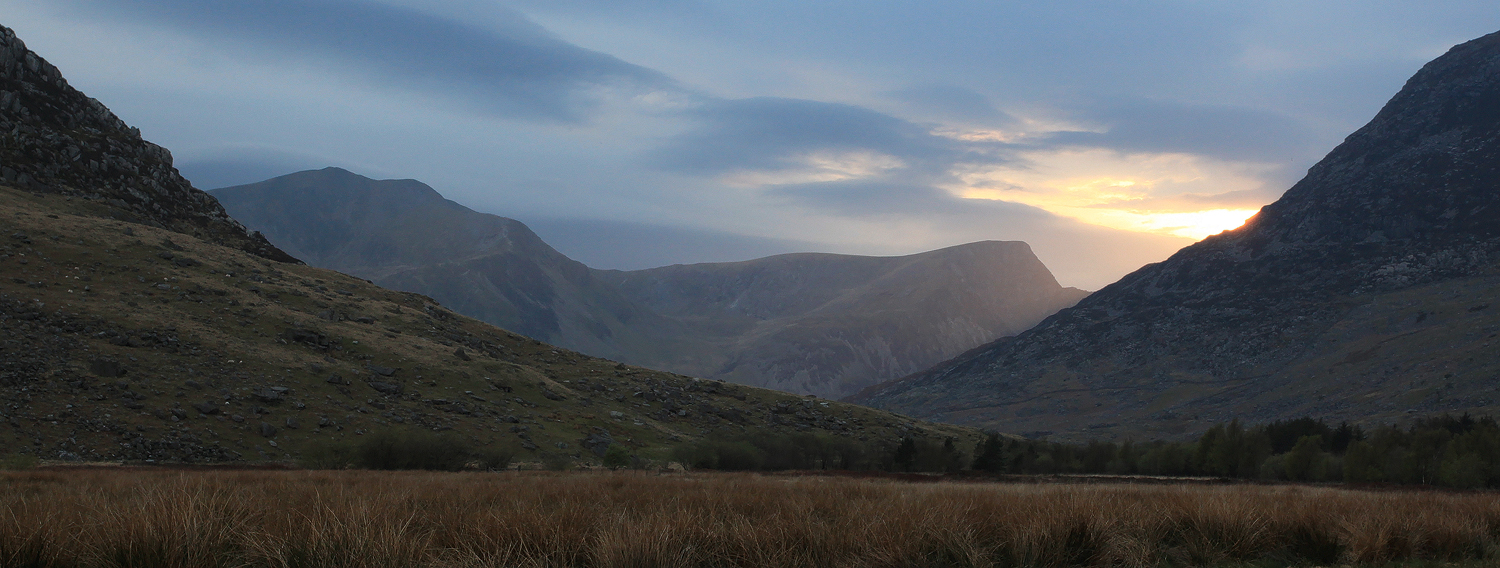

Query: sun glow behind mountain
[1091,207,1258,239]
[951,147,1272,241]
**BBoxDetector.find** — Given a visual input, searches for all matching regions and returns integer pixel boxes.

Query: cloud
[651,97,982,176]
[649,96,1031,221]
[1035,98,1319,164]
[1084,187,1284,213]
[62,0,674,122]
[887,85,1018,126]
[767,179,979,217]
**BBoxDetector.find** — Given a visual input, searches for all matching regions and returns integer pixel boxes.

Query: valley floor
[2,469,1496,567]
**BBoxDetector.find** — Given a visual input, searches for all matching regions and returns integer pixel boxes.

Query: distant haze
[521,217,821,271]
[7,1,1498,288]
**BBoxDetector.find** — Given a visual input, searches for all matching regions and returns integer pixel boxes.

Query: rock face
[854,30,1500,439]
[0,25,293,262]
[214,169,1087,398]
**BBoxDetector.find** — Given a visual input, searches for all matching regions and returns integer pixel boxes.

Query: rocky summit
[855,30,1500,440]
[0,25,293,262]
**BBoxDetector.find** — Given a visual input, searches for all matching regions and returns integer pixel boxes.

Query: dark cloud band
[68,0,673,122]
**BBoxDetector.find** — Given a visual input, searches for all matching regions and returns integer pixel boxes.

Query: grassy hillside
[0,186,978,465]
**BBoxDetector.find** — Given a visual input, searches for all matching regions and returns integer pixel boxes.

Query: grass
[1,470,1498,567]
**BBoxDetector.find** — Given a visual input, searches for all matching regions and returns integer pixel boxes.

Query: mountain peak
[0,24,295,262]
[1237,29,1500,247]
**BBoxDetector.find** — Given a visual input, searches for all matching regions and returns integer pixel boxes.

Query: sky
[3,1,1498,289]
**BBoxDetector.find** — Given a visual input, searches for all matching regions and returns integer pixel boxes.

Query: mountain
[213,171,1086,399]
[855,30,1500,440]
[0,23,979,464]
[210,168,692,364]
[599,244,1088,398]
[0,27,293,263]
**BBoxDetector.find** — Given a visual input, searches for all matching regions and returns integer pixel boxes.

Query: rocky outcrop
[854,30,1500,439]
[0,25,294,262]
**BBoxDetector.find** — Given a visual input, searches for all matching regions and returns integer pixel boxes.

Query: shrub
[357,430,473,471]
[602,445,631,470]
[671,431,909,471]
[471,447,515,471]
[300,429,512,471]
[672,439,765,471]
[0,453,38,470]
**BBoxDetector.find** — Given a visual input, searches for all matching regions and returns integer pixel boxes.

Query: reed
[0,469,1496,567]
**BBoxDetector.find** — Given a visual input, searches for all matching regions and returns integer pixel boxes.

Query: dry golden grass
[1,470,1498,567]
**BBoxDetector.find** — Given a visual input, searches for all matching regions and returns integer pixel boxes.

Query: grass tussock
[1,470,1498,567]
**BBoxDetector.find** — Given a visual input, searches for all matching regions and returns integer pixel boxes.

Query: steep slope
[211,168,695,363]
[601,243,1088,398]
[0,23,980,464]
[0,27,293,263]
[856,29,1500,440]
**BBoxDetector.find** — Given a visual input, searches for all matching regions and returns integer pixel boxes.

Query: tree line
[675,414,1500,488]
[974,414,1500,488]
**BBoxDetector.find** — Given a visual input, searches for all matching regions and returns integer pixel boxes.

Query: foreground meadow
[1,470,1497,567]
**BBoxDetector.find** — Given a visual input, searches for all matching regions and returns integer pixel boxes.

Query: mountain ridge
[214,170,1087,398]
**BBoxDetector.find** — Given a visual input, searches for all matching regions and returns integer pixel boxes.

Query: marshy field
[1,470,1497,567]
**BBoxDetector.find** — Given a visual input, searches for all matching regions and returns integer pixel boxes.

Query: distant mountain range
[854,30,1500,440]
[0,22,978,464]
[213,168,1087,398]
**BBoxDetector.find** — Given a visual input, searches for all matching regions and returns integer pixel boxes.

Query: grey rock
[192,401,220,415]
[88,358,123,377]
[368,381,402,394]
[581,429,613,457]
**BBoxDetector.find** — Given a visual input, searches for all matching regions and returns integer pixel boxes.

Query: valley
[212,168,1086,399]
